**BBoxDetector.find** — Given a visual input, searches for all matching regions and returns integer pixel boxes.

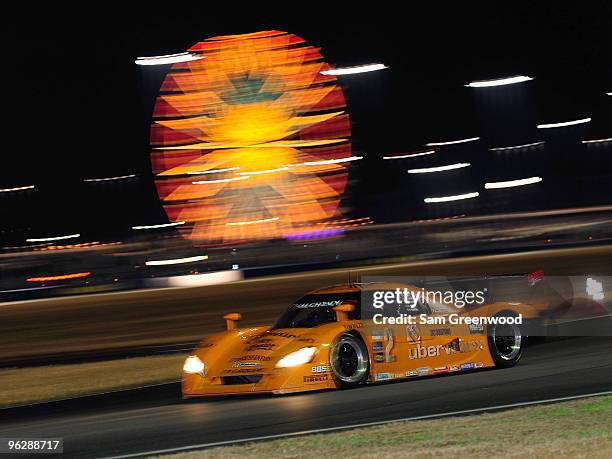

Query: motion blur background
[1,10,611,458]
[1,3,611,296]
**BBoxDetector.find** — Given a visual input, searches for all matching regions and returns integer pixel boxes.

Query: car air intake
[221,375,263,385]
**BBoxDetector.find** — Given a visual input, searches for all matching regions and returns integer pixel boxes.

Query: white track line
[101,390,612,459]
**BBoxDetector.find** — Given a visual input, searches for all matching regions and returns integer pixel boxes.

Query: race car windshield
[272,293,360,329]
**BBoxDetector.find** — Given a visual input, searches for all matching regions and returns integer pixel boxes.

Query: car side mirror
[223,312,242,330]
[333,303,355,322]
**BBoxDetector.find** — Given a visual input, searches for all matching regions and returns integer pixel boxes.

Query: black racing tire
[330,334,369,387]
[488,311,524,368]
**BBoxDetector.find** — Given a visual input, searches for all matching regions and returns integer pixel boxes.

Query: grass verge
[0,353,186,408]
[152,396,612,459]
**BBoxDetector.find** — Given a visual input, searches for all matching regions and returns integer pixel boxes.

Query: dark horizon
[2,4,611,246]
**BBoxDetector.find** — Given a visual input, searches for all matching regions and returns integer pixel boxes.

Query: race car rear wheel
[488,311,524,367]
[330,334,369,386]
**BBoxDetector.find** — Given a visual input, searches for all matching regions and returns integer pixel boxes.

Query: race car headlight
[183,355,206,376]
[275,347,317,368]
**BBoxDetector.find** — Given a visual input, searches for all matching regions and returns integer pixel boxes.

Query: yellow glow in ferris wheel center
[213,104,296,146]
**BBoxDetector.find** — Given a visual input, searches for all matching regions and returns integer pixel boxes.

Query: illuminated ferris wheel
[150,30,352,243]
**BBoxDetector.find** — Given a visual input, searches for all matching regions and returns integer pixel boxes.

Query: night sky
[2,4,611,245]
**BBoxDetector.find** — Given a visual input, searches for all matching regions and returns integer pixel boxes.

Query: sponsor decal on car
[436,338,484,357]
[406,324,421,344]
[224,368,261,374]
[406,370,419,377]
[232,355,271,362]
[232,361,260,368]
[371,329,384,340]
[245,337,279,351]
[297,338,316,343]
[408,338,482,359]
[469,323,484,334]
[246,343,276,351]
[344,322,363,330]
[430,328,451,336]
[295,300,344,309]
[304,374,329,383]
[474,362,484,368]
[374,352,385,363]
[449,365,460,372]
[372,341,384,351]
[266,332,298,339]
[460,362,475,371]
[417,367,431,376]
[433,366,449,374]
[311,364,330,373]
[374,373,392,381]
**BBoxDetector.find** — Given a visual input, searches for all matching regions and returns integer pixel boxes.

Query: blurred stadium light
[135,52,204,65]
[489,141,545,151]
[484,176,543,189]
[320,63,387,75]
[465,75,533,88]
[581,138,611,144]
[425,137,480,147]
[83,175,136,182]
[145,255,208,266]
[537,118,591,129]
[0,185,35,193]
[424,192,480,203]
[383,150,436,159]
[132,222,185,230]
[26,234,80,242]
[408,163,470,174]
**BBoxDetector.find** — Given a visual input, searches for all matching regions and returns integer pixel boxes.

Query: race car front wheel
[488,311,524,367]
[330,334,369,386]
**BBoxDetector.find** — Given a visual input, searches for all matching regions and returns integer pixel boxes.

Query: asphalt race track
[1,337,611,458]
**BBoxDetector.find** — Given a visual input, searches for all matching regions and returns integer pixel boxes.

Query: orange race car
[182,282,540,397]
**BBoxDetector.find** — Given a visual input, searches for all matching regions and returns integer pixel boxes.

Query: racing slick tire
[488,311,524,367]
[330,334,369,387]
